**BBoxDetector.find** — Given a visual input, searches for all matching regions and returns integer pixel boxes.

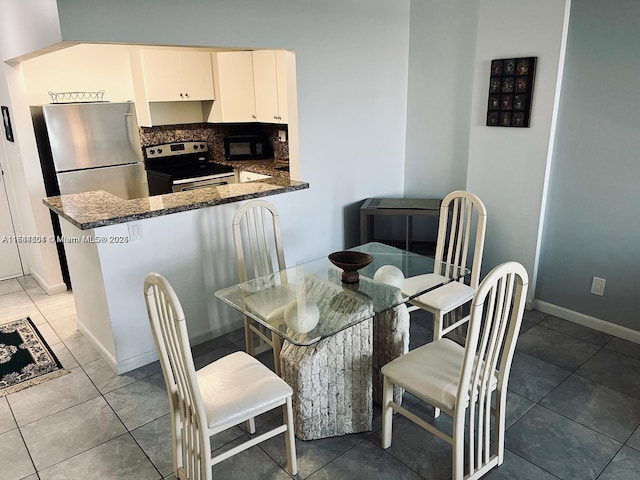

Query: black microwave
[224,135,272,160]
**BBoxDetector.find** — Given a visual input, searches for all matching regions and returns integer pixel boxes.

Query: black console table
[359,198,441,254]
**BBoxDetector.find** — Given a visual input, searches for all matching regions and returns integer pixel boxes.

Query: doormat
[0,317,67,397]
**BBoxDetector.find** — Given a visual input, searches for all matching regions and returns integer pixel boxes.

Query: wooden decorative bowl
[328,251,373,284]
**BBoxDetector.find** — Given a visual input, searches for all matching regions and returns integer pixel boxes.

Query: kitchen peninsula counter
[42,176,309,375]
[43,177,308,230]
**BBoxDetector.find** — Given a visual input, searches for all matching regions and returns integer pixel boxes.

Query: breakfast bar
[42,178,309,374]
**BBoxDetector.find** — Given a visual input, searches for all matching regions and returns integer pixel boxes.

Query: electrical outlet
[591,276,606,296]
[278,130,287,142]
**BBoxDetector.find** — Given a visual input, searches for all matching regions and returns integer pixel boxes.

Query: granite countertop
[43,177,308,230]
[215,158,290,178]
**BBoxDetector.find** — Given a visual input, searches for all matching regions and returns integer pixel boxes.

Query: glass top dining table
[215,242,469,346]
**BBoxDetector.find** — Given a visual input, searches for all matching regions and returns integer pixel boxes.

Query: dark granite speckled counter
[43,177,308,230]
[216,158,290,178]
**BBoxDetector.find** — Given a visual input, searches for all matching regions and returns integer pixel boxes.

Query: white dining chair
[402,190,487,342]
[232,199,289,375]
[381,261,528,480]
[144,273,297,480]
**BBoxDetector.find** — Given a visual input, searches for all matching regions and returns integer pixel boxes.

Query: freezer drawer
[56,163,149,199]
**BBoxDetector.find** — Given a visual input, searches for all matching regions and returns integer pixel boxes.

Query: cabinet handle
[252,115,256,119]
[180,93,184,98]
[185,93,189,98]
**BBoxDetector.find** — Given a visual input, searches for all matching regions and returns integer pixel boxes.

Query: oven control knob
[200,143,205,149]
[157,148,163,154]
[193,144,198,150]
[149,149,155,155]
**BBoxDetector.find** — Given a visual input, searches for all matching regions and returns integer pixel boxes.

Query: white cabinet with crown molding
[210,50,293,124]
[211,51,257,123]
[131,49,215,126]
[137,49,214,102]
[253,50,291,123]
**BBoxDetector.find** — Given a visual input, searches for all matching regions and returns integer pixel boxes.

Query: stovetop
[145,140,233,179]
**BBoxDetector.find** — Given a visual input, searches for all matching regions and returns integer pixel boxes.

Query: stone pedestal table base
[280,318,373,440]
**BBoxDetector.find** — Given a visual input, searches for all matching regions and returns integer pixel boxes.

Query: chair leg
[284,396,298,475]
[494,390,507,465]
[381,375,394,449]
[432,310,443,419]
[271,332,282,376]
[433,310,444,341]
[244,316,255,356]
[245,417,256,434]
[452,414,465,480]
[170,406,182,479]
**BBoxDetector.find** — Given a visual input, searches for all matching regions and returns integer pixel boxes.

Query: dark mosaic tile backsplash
[139,123,289,163]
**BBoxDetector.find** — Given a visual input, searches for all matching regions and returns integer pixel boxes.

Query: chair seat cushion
[381,339,497,410]
[410,280,474,313]
[402,273,449,298]
[244,286,298,321]
[197,351,292,429]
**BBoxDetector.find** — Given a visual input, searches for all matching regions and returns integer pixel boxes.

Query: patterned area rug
[0,317,67,397]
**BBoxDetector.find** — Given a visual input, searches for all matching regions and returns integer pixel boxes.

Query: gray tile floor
[2,275,640,479]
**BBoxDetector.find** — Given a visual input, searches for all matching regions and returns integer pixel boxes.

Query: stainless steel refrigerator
[31,101,149,199]
[31,101,149,288]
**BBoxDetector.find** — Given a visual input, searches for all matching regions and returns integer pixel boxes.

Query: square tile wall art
[486,57,537,128]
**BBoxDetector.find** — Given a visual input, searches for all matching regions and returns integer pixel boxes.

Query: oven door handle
[172,173,234,185]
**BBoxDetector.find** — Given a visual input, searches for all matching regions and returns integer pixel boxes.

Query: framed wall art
[2,105,14,142]
[486,57,536,128]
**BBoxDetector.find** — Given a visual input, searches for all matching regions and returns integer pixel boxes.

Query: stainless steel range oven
[145,141,235,195]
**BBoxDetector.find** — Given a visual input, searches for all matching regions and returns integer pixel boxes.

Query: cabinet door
[140,50,183,102]
[275,51,291,124]
[216,51,257,122]
[179,51,214,101]
[252,50,279,123]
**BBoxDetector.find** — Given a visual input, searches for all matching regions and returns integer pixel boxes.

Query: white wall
[466,0,571,301]
[0,0,67,292]
[536,0,640,331]
[0,62,66,293]
[404,0,478,198]
[0,0,61,62]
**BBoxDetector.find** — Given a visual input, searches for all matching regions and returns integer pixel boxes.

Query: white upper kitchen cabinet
[211,50,294,124]
[253,50,291,124]
[212,51,257,123]
[252,50,279,123]
[138,49,214,102]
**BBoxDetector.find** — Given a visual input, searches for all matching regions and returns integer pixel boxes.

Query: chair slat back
[434,191,487,288]
[144,273,210,480]
[232,200,286,283]
[455,261,528,476]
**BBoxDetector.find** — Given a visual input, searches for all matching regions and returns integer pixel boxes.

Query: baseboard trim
[115,350,159,375]
[75,320,119,371]
[532,300,640,344]
[77,319,159,374]
[30,269,67,295]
